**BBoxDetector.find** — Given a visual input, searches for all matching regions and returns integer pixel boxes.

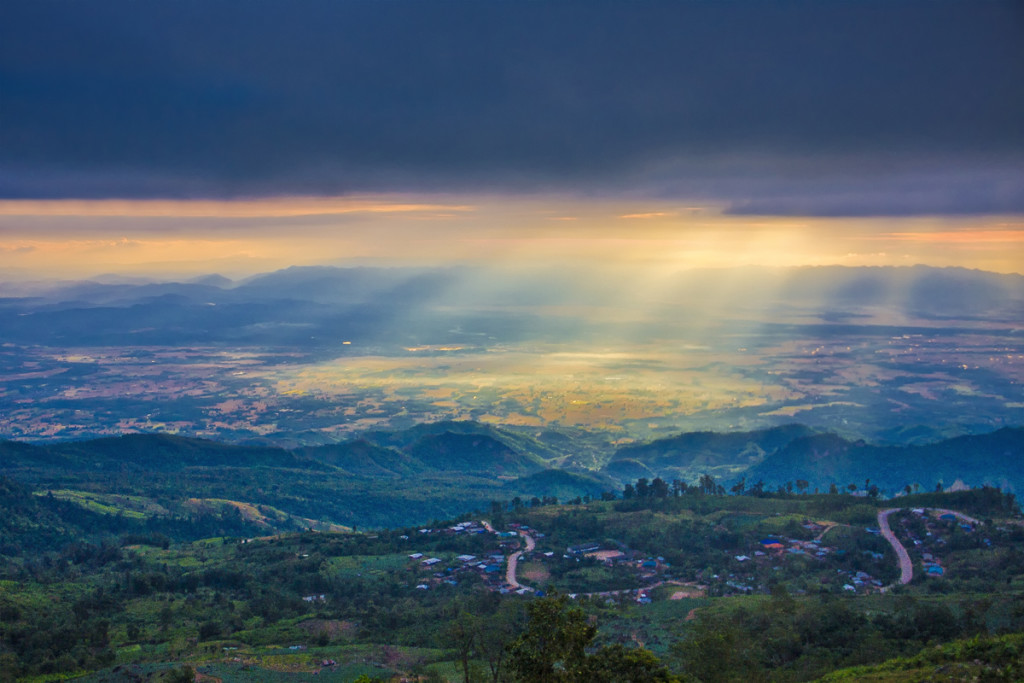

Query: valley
[5,2,1022,678]
[2,422,1024,680]
[2,265,1022,448]
[2,265,1023,681]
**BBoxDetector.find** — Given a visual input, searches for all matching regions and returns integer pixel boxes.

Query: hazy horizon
[1,2,1022,280]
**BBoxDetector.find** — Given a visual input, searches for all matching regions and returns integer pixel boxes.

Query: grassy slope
[817,632,1024,682]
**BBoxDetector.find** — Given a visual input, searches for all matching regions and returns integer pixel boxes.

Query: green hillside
[2,487,1023,682]
[606,424,816,482]
[46,433,317,472]
[505,468,616,501]
[816,632,1024,681]
[299,439,428,477]
[743,427,1024,494]
[408,431,546,475]
[0,426,606,536]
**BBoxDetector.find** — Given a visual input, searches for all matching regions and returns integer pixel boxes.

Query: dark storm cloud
[1,0,1022,214]
[721,165,1024,217]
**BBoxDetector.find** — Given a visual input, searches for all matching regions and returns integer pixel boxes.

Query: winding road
[877,507,981,588]
[878,508,914,586]
[506,530,536,589]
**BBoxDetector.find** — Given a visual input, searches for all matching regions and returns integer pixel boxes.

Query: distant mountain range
[3,420,1022,500]
[2,264,1022,348]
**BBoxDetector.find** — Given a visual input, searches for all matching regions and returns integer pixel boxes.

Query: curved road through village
[877,508,981,588]
[506,530,536,589]
[497,509,981,595]
[878,509,914,586]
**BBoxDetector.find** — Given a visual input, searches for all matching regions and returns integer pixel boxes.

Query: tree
[507,595,594,682]
[478,601,527,683]
[507,595,676,682]
[698,474,717,496]
[582,644,678,682]
[651,477,670,499]
[490,501,507,529]
[673,613,758,683]
[795,479,809,495]
[730,478,746,495]
[444,607,481,683]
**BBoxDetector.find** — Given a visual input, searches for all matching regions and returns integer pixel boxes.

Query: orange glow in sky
[0,194,1021,280]
[0,197,473,218]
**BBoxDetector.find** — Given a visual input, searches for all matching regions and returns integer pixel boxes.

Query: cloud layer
[1,1,1022,214]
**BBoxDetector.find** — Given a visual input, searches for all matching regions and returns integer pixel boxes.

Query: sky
[1,0,1022,280]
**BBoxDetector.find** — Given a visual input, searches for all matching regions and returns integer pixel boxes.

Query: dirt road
[878,508,914,586]
[878,507,982,588]
[506,530,536,589]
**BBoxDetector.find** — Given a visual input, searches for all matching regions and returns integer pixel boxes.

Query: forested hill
[0,423,607,540]
[0,426,547,477]
[604,424,815,482]
[2,423,1022,543]
[3,423,1022,493]
[740,427,1024,494]
[46,433,314,471]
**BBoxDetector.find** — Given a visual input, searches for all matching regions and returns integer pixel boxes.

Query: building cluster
[899,508,979,578]
[720,525,890,595]
[405,520,520,592]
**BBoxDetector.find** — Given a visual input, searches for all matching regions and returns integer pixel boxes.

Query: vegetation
[507,594,677,682]
[3,425,1024,681]
[0,481,1021,681]
[818,632,1024,682]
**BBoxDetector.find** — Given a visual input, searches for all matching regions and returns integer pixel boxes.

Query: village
[887,507,984,580]
[395,507,989,604]
[398,520,674,601]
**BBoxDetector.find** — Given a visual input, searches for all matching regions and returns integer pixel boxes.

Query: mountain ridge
[741,426,1024,494]
[4,422,1022,495]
